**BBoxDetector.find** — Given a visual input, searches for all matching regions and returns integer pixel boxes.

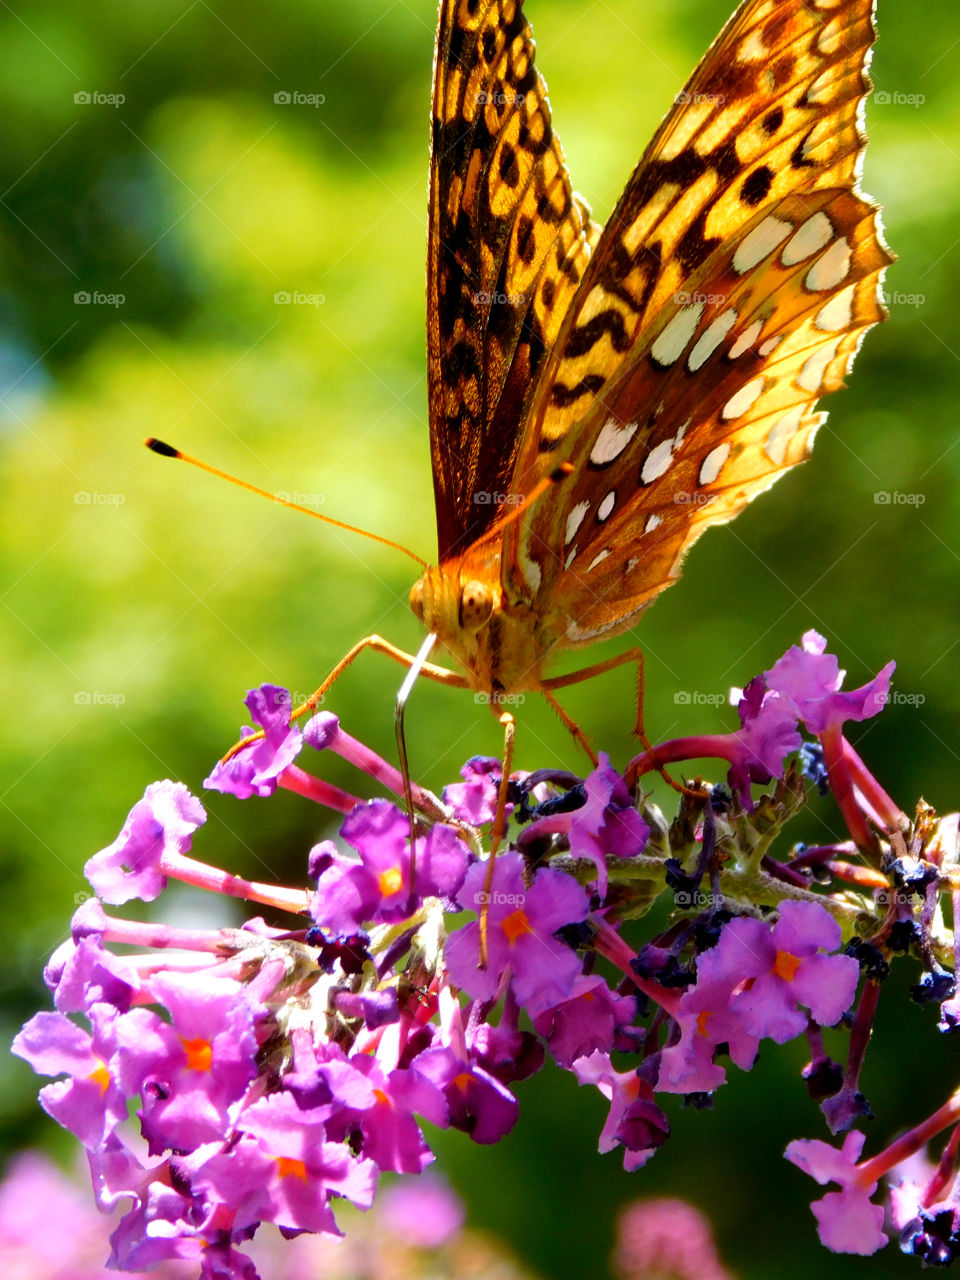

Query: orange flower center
[501,908,532,945]
[88,1060,111,1094]
[181,1036,213,1072]
[378,866,404,897]
[773,950,801,982]
[275,1156,308,1180]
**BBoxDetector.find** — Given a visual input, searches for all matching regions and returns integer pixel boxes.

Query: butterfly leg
[222,634,468,762]
[542,690,598,766]
[479,709,516,969]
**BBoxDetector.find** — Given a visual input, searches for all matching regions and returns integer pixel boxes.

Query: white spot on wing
[565,547,578,570]
[733,217,792,274]
[645,514,662,533]
[674,419,691,446]
[688,309,738,371]
[588,549,611,572]
[590,417,639,465]
[815,289,855,332]
[522,557,541,593]
[650,302,704,367]
[565,501,589,545]
[739,29,767,61]
[805,237,851,292]
[597,490,616,522]
[722,377,764,420]
[641,438,675,484]
[728,319,763,359]
[765,407,805,466]
[699,442,731,486]
[782,213,833,266]
[797,338,841,393]
[759,335,783,357]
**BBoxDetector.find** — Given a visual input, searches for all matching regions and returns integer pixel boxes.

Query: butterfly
[396,0,892,739]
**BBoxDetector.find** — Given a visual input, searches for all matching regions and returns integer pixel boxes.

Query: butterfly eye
[458,581,494,632]
[409,578,425,623]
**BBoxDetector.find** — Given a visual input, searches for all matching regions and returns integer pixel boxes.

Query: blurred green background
[2,0,959,1276]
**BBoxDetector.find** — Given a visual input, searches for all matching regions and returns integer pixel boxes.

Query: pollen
[501,908,533,945]
[181,1036,213,1072]
[374,1088,393,1107]
[275,1156,308,1181]
[454,1072,472,1092]
[378,866,404,897]
[773,950,801,982]
[696,1011,713,1037]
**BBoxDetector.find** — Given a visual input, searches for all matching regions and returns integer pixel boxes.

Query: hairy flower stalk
[13,631,960,1275]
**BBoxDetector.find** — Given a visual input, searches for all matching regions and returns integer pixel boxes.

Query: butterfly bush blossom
[14,630,960,1276]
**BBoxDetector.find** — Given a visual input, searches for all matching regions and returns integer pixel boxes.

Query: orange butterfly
[163,0,891,799]
[405,0,892,732]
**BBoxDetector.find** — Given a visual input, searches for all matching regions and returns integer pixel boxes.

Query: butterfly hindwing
[526,188,888,644]
[500,0,890,637]
[427,0,599,562]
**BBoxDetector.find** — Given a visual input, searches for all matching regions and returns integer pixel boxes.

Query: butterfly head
[409,558,541,698]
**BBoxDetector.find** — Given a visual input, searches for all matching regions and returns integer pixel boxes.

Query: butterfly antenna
[144,438,428,569]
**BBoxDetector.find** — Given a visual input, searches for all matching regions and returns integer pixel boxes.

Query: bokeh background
[2,0,959,1276]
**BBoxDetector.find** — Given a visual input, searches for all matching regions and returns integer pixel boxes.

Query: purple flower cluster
[14,632,960,1274]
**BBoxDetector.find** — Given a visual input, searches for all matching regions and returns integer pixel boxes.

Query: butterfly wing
[427,0,599,562]
[501,0,892,641]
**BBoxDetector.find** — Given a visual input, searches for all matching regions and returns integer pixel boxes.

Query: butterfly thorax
[409,554,545,699]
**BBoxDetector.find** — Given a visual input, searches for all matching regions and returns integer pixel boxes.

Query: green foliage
[3,2,960,1276]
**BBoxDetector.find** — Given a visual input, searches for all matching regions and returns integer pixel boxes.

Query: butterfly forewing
[500,0,890,640]
[427,0,599,562]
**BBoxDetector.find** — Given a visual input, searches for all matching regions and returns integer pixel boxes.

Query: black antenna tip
[145,437,179,458]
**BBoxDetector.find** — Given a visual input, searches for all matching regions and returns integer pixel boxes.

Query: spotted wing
[502,0,891,639]
[427,0,599,562]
